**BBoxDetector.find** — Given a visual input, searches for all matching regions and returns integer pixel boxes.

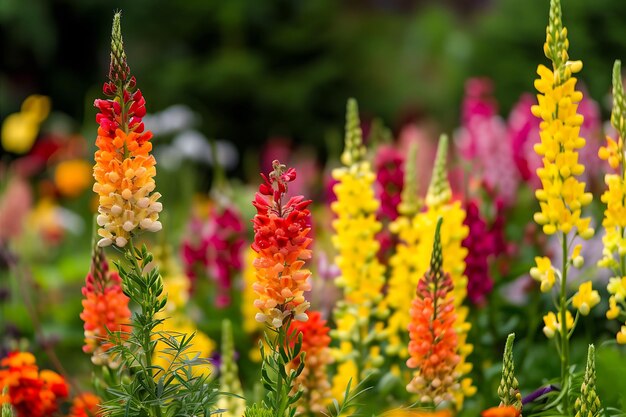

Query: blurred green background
[3,0,626,159]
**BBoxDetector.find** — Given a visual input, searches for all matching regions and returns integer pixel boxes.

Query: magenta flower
[374,144,405,222]
[181,202,245,307]
[463,199,495,305]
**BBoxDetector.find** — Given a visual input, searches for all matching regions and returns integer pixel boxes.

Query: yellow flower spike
[532,0,593,240]
[331,99,386,395]
[599,61,626,343]
[533,4,595,408]
[572,281,600,316]
[383,142,429,359]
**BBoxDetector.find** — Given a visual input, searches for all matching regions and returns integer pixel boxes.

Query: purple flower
[522,385,558,405]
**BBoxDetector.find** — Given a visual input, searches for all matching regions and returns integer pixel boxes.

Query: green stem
[126,239,163,417]
[264,316,294,417]
[560,232,570,412]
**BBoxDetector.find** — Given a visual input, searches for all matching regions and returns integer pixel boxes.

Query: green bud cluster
[574,345,601,417]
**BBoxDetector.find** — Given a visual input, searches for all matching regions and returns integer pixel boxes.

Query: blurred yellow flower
[618,326,626,344]
[608,277,626,301]
[543,310,573,339]
[1,95,50,154]
[162,273,190,312]
[54,159,93,198]
[28,197,64,243]
[21,95,51,122]
[607,297,620,320]
[599,136,622,170]
[153,312,215,380]
[530,256,555,292]
[572,281,600,316]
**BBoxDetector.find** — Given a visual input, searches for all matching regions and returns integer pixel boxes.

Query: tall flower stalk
[406,218,467,409]
[410,135,474,406]
[93,13,218,417]
[250,160,312,417]
[80,245,131,367]
[530,0,595,410]
[384,141,424,359]
[330,99,386,398]
[598,60,626,344]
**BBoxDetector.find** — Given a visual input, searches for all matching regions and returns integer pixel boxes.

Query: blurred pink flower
[0,175,32,241]
[457,78,519,205]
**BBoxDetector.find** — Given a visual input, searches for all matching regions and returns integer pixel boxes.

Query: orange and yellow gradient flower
[93,13,162,248]
[406,218,468,409]
[251,160,313,328]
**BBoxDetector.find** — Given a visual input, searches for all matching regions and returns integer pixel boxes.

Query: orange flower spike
[251,160,313,328]
[0,352,68,417]
[80,246,131,366]
[288,311,333,413]
[93,13,161,248]
[407,218,465,407]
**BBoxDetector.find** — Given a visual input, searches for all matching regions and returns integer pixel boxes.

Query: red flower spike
[251,160,313,328]
[79,247,131,365]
